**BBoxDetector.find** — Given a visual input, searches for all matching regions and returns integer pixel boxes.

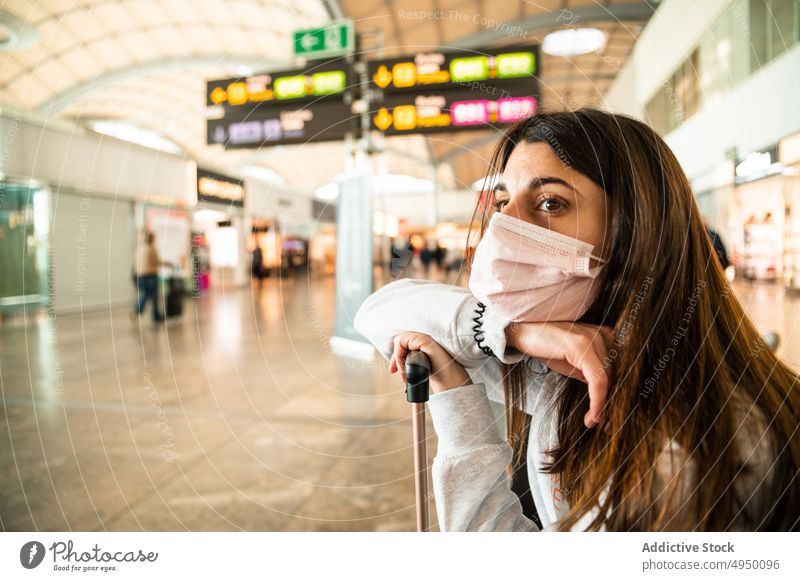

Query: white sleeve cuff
[427,383,505,454]
[481,307,526,365]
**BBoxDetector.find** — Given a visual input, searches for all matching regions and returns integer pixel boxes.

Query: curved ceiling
[0,0,656,193]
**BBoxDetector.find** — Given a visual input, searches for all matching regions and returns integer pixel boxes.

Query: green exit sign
[293,20,354,59]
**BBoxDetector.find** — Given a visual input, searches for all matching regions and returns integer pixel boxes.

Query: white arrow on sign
[300,33,318,51]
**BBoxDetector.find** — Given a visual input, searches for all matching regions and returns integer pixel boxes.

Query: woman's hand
[506,321,614,428]
[389,332,472,394]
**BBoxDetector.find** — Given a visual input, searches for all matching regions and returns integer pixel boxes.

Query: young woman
[354,109,800,531]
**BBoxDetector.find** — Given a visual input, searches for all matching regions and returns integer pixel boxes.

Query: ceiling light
[314,173,437,200]
[735,151,779,178]
[542,28,606,57]
[243,165,287,185]
[88,120,184,155]
[193,209,229,222]
[314,182,340,200]
[0,9,39,51]
[373,174,435,195]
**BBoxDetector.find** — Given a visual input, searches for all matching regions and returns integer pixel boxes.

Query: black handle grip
[405,351,431,403]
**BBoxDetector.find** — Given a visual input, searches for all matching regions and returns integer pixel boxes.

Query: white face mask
[468,212,607,323]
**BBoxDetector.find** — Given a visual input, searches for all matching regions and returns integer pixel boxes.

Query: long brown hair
[467,109,800,531]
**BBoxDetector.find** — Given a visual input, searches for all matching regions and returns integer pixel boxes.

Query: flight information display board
[207,61,352,108]
[369,91,536,136]
[367,46,538,94]
[206,45,541,148]
[206,101,358,148]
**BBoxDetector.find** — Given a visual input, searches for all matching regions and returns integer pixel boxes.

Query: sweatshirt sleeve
[427,383,539,532]
[352,278,525,366]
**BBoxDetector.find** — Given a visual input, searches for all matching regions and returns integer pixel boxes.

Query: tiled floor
[0,272,437,532]
[1,271,798,531]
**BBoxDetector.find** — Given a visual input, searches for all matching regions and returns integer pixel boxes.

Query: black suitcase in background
[165,273,184,318]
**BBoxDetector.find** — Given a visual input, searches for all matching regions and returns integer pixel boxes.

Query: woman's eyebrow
[528,176,579,194]
[493,176,581,197]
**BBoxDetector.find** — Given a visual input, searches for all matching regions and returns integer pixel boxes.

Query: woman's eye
[493,198,509,210]
[537,197,565,212]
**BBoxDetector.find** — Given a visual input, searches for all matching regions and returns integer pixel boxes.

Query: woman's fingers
[567,334,609,428]
[391,325,610,409]
[512,321,614,429]
[545,359,586,382]
[394,333,432,384]
[581,355,609,428]
[392,335,410,383]
[390,331,471,393]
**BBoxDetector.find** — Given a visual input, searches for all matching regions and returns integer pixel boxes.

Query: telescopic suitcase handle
[405,350,431,531]
[405,350,431,403]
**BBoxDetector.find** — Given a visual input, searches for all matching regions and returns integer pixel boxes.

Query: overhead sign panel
[293,20,354,59]
[207,61,351,108]
[367,46,538,94]
[207,101,357,148]
[197,169,245,207]
[206,44,542,149]
[370,92,537,136]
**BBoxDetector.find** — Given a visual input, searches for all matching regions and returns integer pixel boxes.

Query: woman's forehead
[502,142,590,191]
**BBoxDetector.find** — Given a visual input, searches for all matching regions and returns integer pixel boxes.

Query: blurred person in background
[434,242,446,270]
[390,238,413,278]
[420,243,432,275]
[251,243,264,286]
[132,230,165,323]
[704,220,730,270]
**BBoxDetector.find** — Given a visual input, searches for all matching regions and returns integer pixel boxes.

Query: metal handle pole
[405,351,431,532]
[411,402,429,532]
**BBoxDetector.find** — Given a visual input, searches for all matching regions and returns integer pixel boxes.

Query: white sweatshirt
[353,278,776,532]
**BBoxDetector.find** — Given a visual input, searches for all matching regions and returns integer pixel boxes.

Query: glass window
[683,50,701,119]
[645,85,669,135]
[0,181,50,311]
[698,1,749,105]
[750,0,770,68]
[770,0,798,60]
[644,52,701,135]
[750,0,799,72]
[647,0,799,135]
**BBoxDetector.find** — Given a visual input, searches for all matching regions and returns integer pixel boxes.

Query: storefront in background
[192,169,247,290]
[692,160,734,254]
[0,179,50,313]
[372,209,399,269]
[731,145,793,283]
[283,237,310,271]
[309,199,336,276]
[138,203,192,274]
[1,112,196,314]
[309,224,336,275]
[249,217,282,278]
[391,221,470,277]
[699,137,800,288]
[733,179,783,282]
[779,132,800,291]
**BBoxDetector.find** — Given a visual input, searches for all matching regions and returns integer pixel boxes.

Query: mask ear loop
[586,255,608,278]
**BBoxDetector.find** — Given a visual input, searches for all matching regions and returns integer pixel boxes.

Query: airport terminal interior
[3,0,800,531]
